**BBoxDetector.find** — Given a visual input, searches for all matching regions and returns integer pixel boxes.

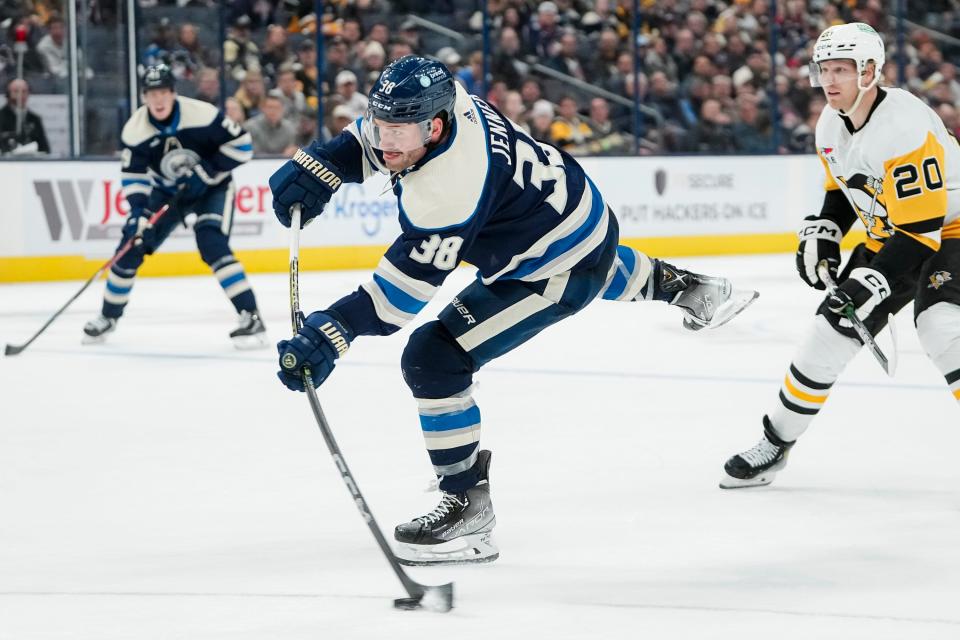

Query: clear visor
[362,113,433,153]
[808,61,861,88]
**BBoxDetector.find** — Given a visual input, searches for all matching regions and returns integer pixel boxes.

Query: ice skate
[394,449,498,566]
[230,310,267,350]
[720,416,794,489]
[82,315,117,344]
[661,263,758,331]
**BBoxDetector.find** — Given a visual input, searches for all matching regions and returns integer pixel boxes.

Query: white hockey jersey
[815,87,960,253]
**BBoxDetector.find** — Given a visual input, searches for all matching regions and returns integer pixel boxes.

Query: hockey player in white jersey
[270,56,757,564]
[722,23,960,488]
[83,64,267,349]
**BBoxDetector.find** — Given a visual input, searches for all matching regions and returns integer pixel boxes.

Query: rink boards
[0,155,866,282]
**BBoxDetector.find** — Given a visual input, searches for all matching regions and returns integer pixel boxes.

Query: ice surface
[2,254,958,639]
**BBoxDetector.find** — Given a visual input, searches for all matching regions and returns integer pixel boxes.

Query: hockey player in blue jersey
[83,64,267,349]
[270,56,757,564]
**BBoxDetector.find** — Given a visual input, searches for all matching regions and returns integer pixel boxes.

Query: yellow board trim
[783,375,829,404]
[0,231,868,283]
[952,388,960,400]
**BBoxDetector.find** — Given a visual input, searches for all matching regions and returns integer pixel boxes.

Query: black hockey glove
[270,146,345,228]
[826,267,890,324]
[796,215,842,290]
[276,310,353,391]
[175,169,209,202]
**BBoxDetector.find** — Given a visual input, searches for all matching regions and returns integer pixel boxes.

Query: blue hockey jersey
[120,96,254,212]
[320,84,613,337]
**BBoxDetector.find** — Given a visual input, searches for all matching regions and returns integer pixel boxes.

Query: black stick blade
[4,343,26,357]
[393,582,454,613]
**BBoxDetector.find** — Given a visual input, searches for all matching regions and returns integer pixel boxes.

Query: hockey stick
[817,260,898,376]
[284,203,454,613]
[4,203,175,357]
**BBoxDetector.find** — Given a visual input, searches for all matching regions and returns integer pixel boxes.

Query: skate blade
[719,470,777,489]
[81,333,110,345]
[395,530,499,566]
[687,288,759,331]
[231,333,269,350]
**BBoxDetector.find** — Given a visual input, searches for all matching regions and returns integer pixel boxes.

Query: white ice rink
[2,253,959,640]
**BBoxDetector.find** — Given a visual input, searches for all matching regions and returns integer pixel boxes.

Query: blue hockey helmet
[142,63,175,92]
[363,55,457,152]
[367,55,456,123]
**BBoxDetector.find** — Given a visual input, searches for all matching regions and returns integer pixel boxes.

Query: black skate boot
[660,262,758,331]
[720,416,795,489]
[229,309,267,350]
[394,449,498,566]
[82,315,117,344]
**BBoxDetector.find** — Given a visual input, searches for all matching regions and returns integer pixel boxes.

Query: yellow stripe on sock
[783,375,829,404]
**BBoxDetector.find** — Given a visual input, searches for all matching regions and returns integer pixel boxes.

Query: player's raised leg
[599,245,758,330]
[193,183,267,349]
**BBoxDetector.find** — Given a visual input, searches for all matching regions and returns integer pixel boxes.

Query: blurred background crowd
[0,0,958,158]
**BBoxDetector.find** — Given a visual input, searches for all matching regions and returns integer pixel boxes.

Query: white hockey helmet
[809,22,885,89]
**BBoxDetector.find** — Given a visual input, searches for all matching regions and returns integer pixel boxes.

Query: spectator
[171,23,214,80]
[546,30,586,81]
[520,79,544,112]
[500,90,529,133]
[322,36,352,92]
[549,95,595,151]
[332,69,368,119]
[389,40,415,63]
[360,40,386,88]
[329,103,354,137]
[455,51,484,95]
[272,66,307,121]
[293,40,318,109]
[586,28,622,85]
[245,94,297,156]
[689,98,736,153]
[491,27,526,89]
[731,94,771,153]
[193,67,221,105]
[234,68,266,119]
[528,0,564,59]
[142,18,175,67]
[0,78,50,155]
[529,99,556,143]
[583,96,628,154]
[223,15,261,82]
[259,25,295,82]
[225,97,246,126]
[36,14,66,78]
[435,46,463,73]
[648,71,683,125]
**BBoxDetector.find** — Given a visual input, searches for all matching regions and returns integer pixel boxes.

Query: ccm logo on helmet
[292,149,343,191]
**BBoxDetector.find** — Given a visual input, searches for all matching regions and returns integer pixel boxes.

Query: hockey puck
[393,597,422,610]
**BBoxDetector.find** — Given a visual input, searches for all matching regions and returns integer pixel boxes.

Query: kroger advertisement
[0,155,824,261]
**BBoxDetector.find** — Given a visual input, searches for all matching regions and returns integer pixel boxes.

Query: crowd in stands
[1,0,959,157]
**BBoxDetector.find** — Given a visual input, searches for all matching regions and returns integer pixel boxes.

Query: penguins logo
[928,271,953,290]
[281,353,298,370]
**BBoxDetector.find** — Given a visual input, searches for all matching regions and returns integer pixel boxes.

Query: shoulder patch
[176,96,220,130]
[121,106,156,147]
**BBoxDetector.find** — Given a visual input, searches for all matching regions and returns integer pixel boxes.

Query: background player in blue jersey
[83,64,267,349]
[270,56,758,565]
